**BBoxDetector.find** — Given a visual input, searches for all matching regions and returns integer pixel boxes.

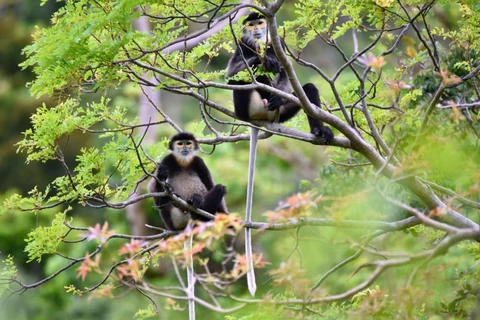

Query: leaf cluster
[24,210,70,263]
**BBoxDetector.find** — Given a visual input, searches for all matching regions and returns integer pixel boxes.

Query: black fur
[149,135,228,231]
[242,12,264,24]
[168,132,198,150]
[227,19,334,144]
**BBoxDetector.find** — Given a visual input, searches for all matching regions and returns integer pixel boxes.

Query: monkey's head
[242,12,268,43]
[169,132,199,166]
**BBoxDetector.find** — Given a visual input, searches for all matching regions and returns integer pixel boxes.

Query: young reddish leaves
[77,252,101,281]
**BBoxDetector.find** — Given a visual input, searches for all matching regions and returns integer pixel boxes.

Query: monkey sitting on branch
[147,132,229,319]
[227,12,334,142]
[226,12,335,297]
[148,132,228,231]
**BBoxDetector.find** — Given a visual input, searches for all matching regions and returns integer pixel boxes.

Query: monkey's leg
[278,84,334,144]
[195,185,227,220]
[245,126,259,297]
[233,89,254,121]
[160,205,178,231]
[302,83,334,143]
[278,102,301,122]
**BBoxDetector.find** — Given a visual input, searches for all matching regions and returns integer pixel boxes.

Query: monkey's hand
[153,165,174,194]
[187,194,203,208]
[267,95,284,111]
[162,182,175,195]
[247,55,261,68]
[264,56,282,73]
[312,126,335,144]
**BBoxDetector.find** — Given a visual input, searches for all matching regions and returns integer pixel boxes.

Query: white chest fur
[168,170,208,199]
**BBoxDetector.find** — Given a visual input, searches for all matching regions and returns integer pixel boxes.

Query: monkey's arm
[227,55,260,78]
[263,48,282,74]
[261,42,290,110]
[227,38,261,78]
[266,69,292,111]
[149,155,180,208]
[147,164,172,209]
[191,157,216,190]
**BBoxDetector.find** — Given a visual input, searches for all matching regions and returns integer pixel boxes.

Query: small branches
[5,0,480,319]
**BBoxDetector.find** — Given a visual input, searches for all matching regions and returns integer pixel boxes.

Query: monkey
[226,12,335,297]
[147,132,228,231]
[147,132,228,318]
[227,12,334,141]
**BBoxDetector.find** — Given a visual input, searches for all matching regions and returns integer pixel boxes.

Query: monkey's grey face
[173,140,196,165]
[175,140,194,156]
[243,18,268,42]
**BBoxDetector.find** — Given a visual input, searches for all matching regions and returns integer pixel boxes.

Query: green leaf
[24,209,71,263]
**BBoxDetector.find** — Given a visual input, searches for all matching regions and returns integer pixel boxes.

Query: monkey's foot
[187,194,203,208]
[312,126,334,144]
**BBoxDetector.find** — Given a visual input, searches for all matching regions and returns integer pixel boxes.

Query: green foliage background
[1,0,480,319]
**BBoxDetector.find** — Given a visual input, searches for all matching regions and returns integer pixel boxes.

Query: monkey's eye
[186,141,193,148]
[246,23,255,31]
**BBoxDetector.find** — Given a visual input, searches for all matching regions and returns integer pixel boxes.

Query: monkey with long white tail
[227,12,334,296]
[148,132,228,320]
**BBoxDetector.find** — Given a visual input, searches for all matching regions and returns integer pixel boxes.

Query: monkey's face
[175,140,194,156]
[173,139,197,165]
[243,18,268,42]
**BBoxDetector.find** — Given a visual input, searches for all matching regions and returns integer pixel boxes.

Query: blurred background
[1,1,477,319]
[0,2,334,318]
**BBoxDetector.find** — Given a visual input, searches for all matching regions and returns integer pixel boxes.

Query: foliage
[24,210,70,263]
[134,304,158,320]
[0,256,18,297]
[1,0,480,319]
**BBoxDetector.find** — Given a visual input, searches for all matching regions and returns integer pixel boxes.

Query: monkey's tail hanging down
[186,236,195,320]
[245,126,259,297]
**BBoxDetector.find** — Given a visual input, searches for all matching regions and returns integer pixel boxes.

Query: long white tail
[245,127,258,297]
[185,237,195,320]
